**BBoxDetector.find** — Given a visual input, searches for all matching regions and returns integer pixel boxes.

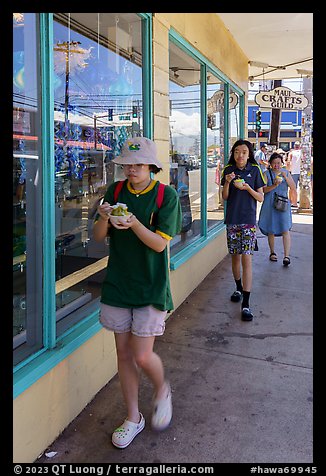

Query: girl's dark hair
[227,139,257,165]
[269,152,284,164]
[149,165,162,174]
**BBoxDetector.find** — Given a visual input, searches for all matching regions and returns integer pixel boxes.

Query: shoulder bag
[269,170,288,212]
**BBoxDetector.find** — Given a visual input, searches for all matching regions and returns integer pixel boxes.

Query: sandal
[151,382,173,431]
[112,413,145,449]
[230,290,242,302]
[269,252,278,262]
[241,307,253,321]
[283,256,291,266]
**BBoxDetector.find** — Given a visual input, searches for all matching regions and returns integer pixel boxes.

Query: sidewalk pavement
[37,214,313,464]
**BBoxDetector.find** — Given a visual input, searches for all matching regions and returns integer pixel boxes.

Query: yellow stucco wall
[13,331,117,463]
[13,13,248,463]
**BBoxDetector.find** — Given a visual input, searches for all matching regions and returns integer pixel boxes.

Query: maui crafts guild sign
[255,86,308,110]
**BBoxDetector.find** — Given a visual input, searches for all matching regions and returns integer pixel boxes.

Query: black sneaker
[230,290,242,302]
[241,307,253,321]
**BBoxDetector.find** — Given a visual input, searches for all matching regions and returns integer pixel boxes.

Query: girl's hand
[233,180,246,190]
[225,172,236,183]
[241,182,250,191]
[274,175,283,185]
[109,213,139,230]
[97,201,113,220]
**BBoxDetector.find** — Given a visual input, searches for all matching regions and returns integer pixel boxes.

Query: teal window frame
[13,12,153,399]
[168,29,245,271]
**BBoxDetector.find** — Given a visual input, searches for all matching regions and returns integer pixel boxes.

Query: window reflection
[229,88,240,149]
[169,42,201,255]
[13,13,43,364]
[53,13,143,335]
[207,75,225,230]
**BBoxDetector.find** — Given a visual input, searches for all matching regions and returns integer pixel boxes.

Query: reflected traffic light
[132,106,138,118]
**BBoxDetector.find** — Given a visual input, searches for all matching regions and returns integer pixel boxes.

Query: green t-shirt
[98,180,182,311]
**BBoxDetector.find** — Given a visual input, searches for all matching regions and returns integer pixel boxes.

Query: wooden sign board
[255,86,308,110]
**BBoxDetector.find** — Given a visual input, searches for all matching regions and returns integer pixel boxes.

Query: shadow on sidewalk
[37,217,313,464]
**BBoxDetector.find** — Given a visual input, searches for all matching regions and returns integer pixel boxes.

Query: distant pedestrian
[254,143,269,173]
[276,148,287,162]
[221,139,265,321]
[93,137,182,448]
[258,152,296,266]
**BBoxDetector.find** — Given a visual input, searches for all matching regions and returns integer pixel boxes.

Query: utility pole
[299,76,313,210]
[269,79,282,147]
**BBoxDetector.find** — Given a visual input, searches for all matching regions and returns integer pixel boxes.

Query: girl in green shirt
[93,137,181,449]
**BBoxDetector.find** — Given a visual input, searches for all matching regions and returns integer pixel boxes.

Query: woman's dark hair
[149,165,162,174]
[269,152,284,164]
[227,139,257,165]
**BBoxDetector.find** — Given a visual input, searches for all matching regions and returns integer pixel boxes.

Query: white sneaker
[112,413,145,449]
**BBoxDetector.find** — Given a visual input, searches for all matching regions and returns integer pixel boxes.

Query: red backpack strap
[156,182,165,209]
[113,180,126,203]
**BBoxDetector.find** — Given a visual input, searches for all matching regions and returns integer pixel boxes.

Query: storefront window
[207,74,225,230]
[169,42,201,255]
[13,13,43,365]
[53,13,143,336]
[229,87,240,149]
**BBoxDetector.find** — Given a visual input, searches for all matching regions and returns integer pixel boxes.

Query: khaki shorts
[99,303,167,337]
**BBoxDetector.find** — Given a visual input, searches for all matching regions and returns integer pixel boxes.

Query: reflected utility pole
[54,41,89,146]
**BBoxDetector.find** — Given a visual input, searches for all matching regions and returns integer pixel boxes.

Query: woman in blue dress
[258,152,296,266]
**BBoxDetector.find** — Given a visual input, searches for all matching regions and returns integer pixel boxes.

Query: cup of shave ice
[108,203,132,225]
[233,177,245,188]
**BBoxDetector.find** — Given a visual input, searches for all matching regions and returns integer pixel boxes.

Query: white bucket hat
[112,137,163,169]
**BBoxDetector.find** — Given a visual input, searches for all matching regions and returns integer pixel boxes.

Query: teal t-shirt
[98,180,182,311]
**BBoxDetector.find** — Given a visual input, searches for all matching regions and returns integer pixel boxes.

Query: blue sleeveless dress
[258,169,292,237]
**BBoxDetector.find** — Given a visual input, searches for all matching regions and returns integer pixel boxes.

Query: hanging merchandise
[299,129,312,192]
[298,77,313,209]
[54,121,66,141]
[76,156,86,180]
[103,127,116,161]
[17,140,26,184]
[99,127,113,148]
[54,144,65,173]
[66,147,85,179]
[55,120,81,142]
[114,126,128,157]
[85,127,95,145]
[70,123,82,141]
[66,147,75,177]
